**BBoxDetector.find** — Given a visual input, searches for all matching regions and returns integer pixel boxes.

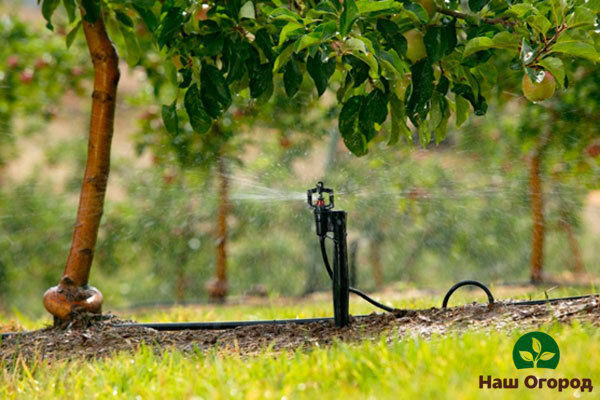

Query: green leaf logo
[532,337,541,353]
[540,352,555,361]
[519,351,533,362]
[512,332,560,370]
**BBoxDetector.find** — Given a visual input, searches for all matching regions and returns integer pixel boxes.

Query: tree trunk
[559,211,585,275]
[207,152,229,302]
[369,238,383,289]
[43,8,119,321]
[528,150,544,283]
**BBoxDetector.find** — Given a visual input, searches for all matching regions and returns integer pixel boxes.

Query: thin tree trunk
[369,238,383,289]
[175,258,187,302]
[528,150,544,283]
[208,152,229,302]
[528,122,552,284]
[559,212,585,275]
[43,8,119,321]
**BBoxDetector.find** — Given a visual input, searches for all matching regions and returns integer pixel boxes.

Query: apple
[586,141,600,158]
[19,69,34,84]
[35,58,49,70]
[522,71,556,102]
[71,66,85,76]
[419,0,437,18]
[7,55,19,68]
[279,136,292,148]
[403,29,426,63]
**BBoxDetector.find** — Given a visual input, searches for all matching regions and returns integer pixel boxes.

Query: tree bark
[43,8,119,321]
[528,150,544,283]
[207,152,229,302]
[559,211,585,275]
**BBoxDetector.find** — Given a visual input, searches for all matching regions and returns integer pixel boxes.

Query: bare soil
[1,296,599,365]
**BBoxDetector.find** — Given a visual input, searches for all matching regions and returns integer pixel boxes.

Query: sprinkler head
[308,182,334,237]
[307,181,334,210]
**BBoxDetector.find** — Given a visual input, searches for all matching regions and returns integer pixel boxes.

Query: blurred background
[1,1,599,318]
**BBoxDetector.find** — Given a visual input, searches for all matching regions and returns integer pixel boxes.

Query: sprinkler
[308,182,349,327]
[3,183,598,339]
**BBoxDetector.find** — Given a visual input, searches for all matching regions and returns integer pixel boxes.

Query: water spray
[2,183,598,338]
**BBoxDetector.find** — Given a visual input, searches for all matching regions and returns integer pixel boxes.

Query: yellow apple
[404,29,427,63]
[522,71,556,102]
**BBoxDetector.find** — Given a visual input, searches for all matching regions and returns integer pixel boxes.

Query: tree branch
[437,7,516,27]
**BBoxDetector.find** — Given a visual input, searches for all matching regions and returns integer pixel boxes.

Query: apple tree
[38,0,599,321]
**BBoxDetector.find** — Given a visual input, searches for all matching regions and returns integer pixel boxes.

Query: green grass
[1,323,599,399]
[1,286,599,399]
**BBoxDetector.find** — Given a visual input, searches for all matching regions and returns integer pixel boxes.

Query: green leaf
[519,351,534,362]
[81,0,101,23]
[389,95,411,145]
[201,63,232,118]
[295,33,322,53]
[424,27,444,63]
[442,20,457,55]
[273,43,295,72]
[339,95,368,156]
[239,1,256,19]
[376,19,407,57]
[539,352,555,361]
[133,4,158,32]
[567,7,596,28]
[158,7,184,48]
[342,54,370,87]
[340,0,359,36]
[403,3,429,24]
[551,41,600,62]
[508,3,535,18]
[492,31,519,50]
[283,59,303,97]
[538,57,565,89]
[307,51,336,97]
[184,84,212,134]
[359,89,388,141]
[116,10,134,28]
[469,0,489,12]
[62,0,77,23]
[66,20,82,48]
[356,0,398,14]
[527,14,551,36]
[463,37,495,59]
[162,103,179,135]
[406,59,434,125]
[42,0,60,30]
[248,62,273,98]
[455,95,469,127]
[452,84,487,116]
[119,25,141,67]
[279,21,305,46]
[254,29,275,62]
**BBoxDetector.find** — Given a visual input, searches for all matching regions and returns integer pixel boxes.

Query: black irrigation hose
[442,280,495,308]
[442,279,599,308]
[320,236,397,313]
[505,294,599,306]
[113,317,337,331]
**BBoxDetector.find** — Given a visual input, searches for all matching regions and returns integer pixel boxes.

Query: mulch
[1,296,599,365]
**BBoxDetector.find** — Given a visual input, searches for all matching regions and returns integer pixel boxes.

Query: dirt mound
[1,297,599,365]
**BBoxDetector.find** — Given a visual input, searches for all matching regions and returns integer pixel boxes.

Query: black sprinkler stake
[308,182,350,327]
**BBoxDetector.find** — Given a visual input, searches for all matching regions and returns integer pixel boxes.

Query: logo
[512,331,560,370]
[479,331,594,393]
